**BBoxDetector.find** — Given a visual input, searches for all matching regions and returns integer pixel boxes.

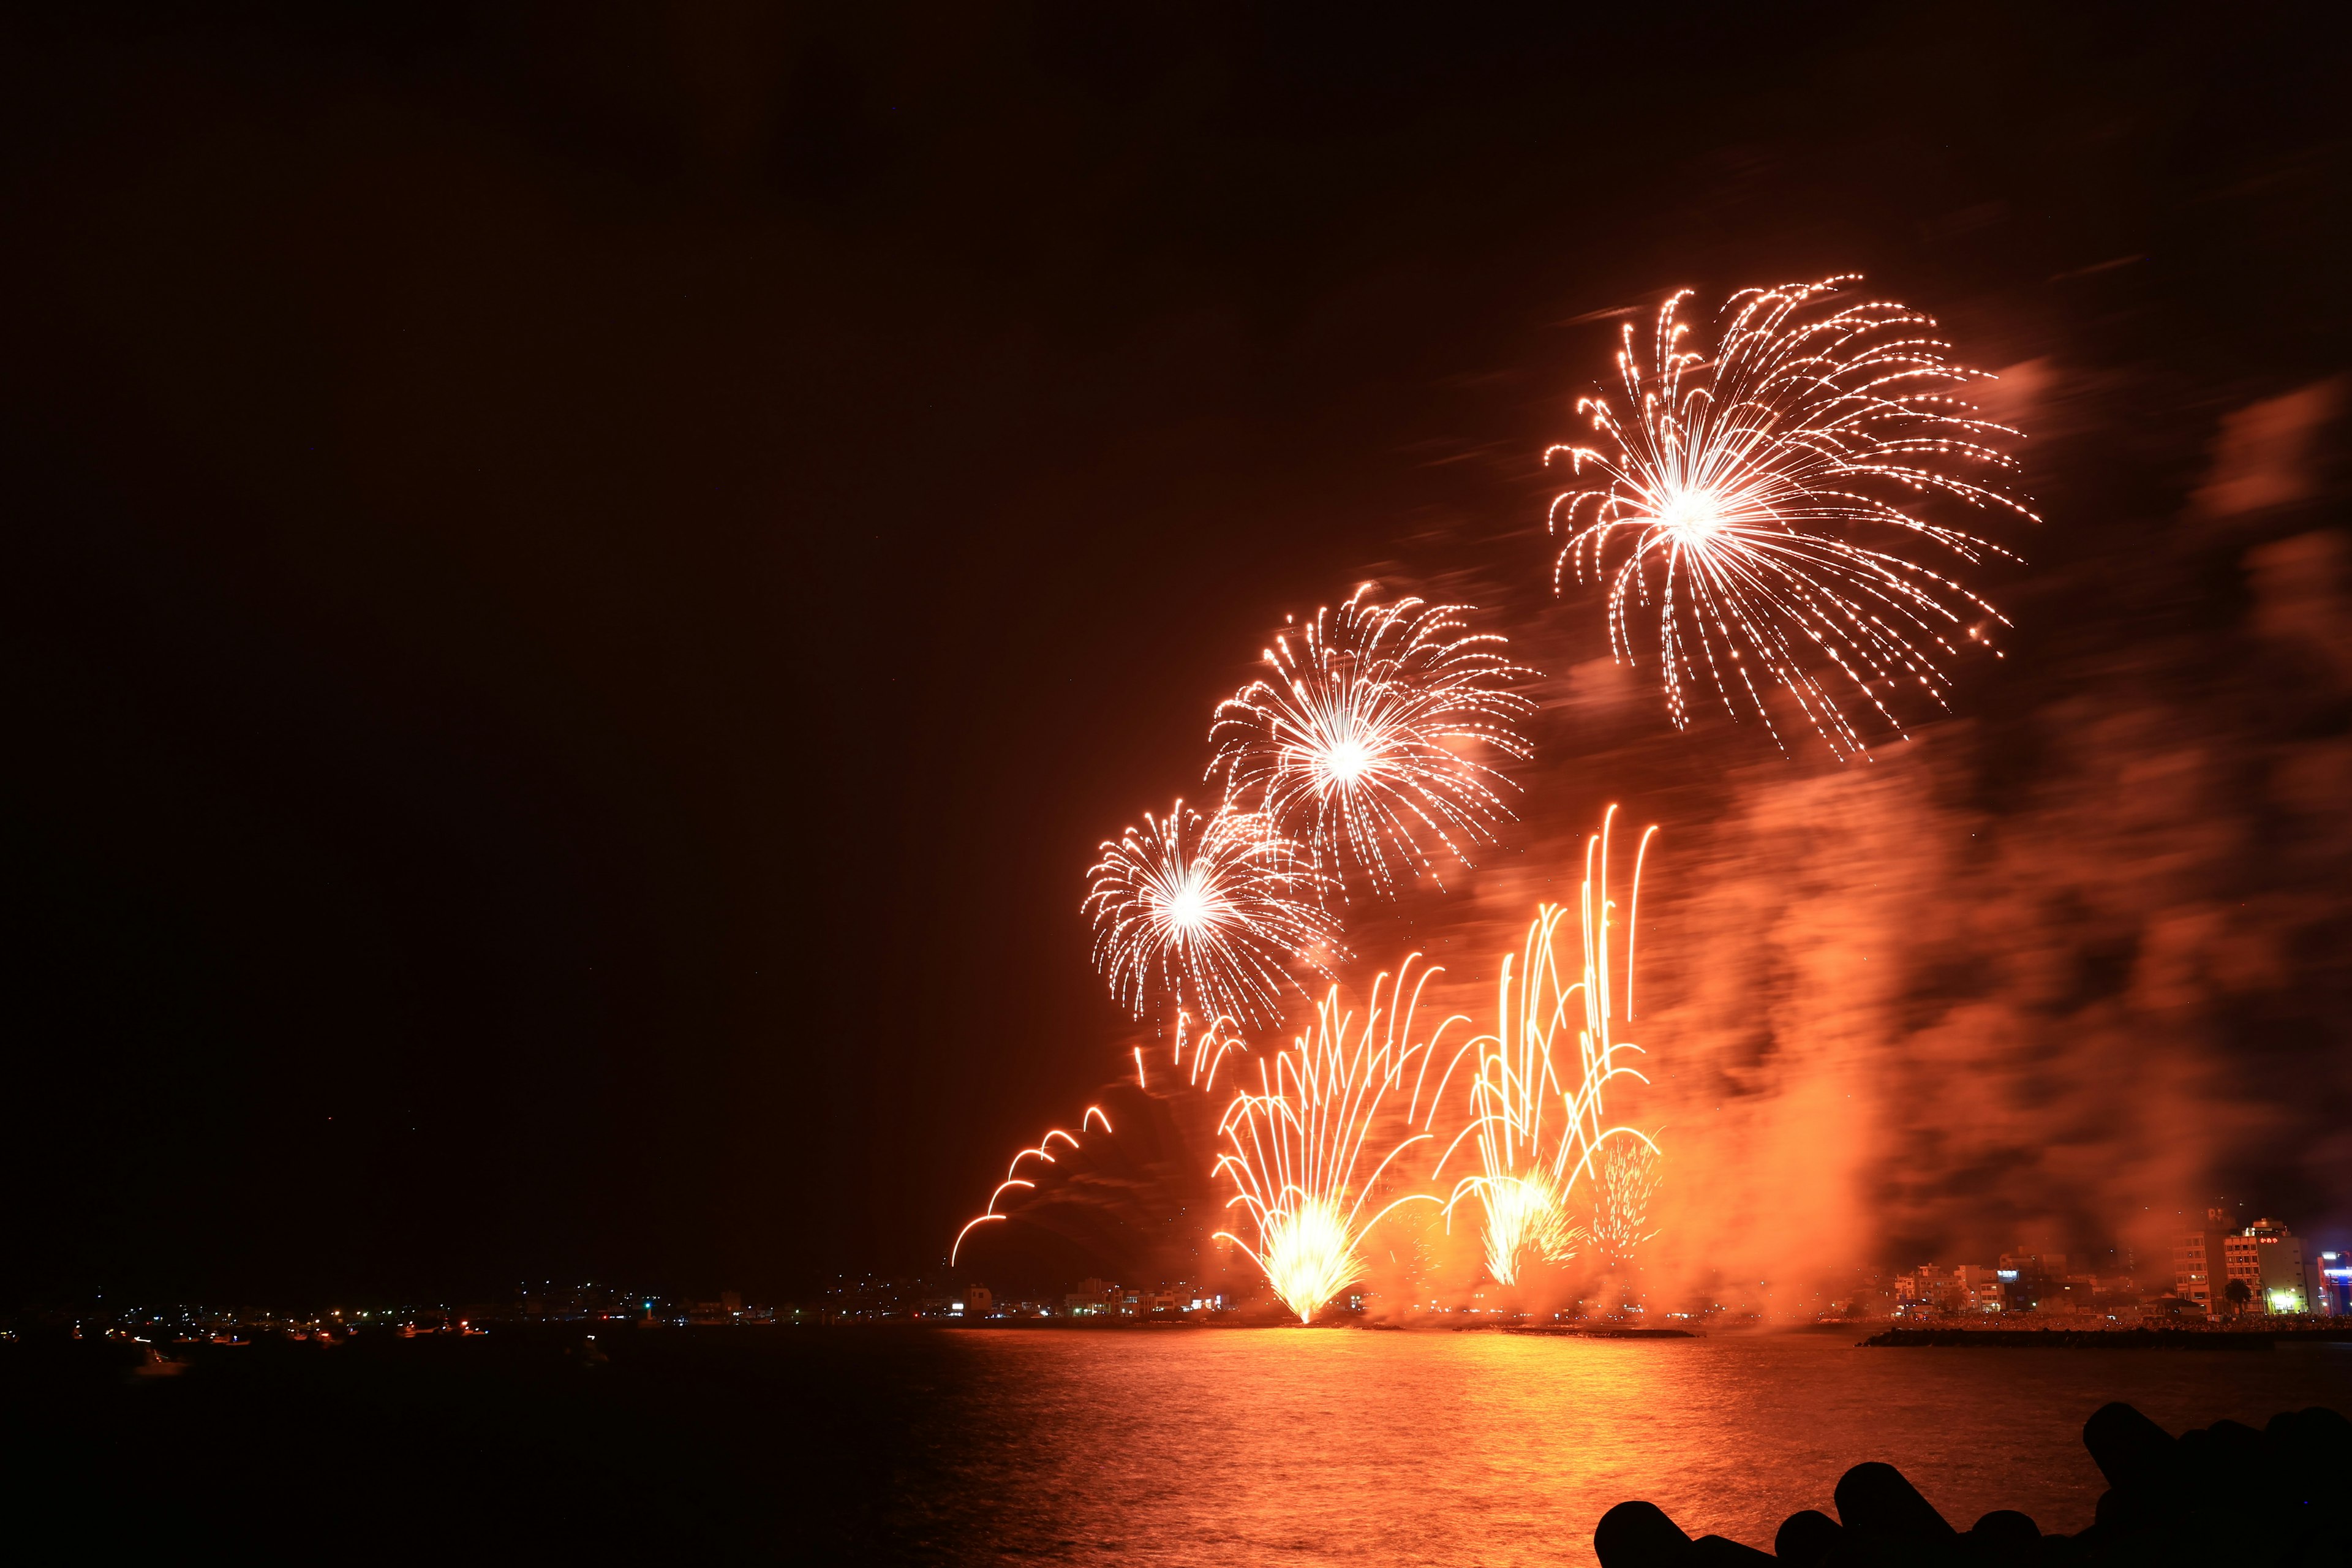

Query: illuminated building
[2224,1219,2310,1316]
[2173,1218,2234,1315]
[1063,1278,1117,1316]
[2316,1254,2351,1316]
[1996,1251,2065,1311]
[1954,1265,2006,1313]
[1892,1264,2007,1315]
[1892,1267,1939,1313]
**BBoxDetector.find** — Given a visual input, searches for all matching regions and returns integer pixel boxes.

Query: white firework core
[1085,801,1339,1029]
[1210,586,1535,896]
[1550,275,2038,758]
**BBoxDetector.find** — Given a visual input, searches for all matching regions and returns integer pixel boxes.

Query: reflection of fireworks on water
[1432,809,1659,1286]
[1550,277,2037,757]
[1214,962,1457,1322]
[1210,586,1534,895]
[1086,801,1341,1029]
[950,1106,1113,1266]
[1591,1136,1660,1267]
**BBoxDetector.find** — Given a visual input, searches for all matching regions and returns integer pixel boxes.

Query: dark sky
[2,3,2343,1306]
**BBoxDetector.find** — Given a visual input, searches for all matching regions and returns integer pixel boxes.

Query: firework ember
[1432,809,1660,1286]
[1550,276,2037,756]
[1592,1136,1661,1268]
[950,1105,1114,1267]
[1086,801,1341,1029]
[1213,961,1458,1321]
[1210,585,1534,895]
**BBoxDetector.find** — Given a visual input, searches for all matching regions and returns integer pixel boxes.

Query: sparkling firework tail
[1549,277,2037,758]
[1210,584,1536,896]
[949,1106,1114,1267]
[1431,809,1660,1285]
[1592,1136,1662,1267]
[1086,801,1343,1030]
[1167,1009,1251,1094]
[1213,960,1463,1322]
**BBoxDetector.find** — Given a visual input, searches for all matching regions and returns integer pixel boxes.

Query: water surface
[12,1325,2349,1562]
[904,1328,2352,1564]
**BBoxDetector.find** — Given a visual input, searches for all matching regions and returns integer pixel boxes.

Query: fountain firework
[1432,809,1660,1286]
[1550,276,2036,756]
[1213,962,1460,1321]
[1210,586,1534,896]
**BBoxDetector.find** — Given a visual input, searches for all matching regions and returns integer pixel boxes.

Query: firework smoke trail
[1431,809,1660,1286]
[1550,276,2037,757]
[1213,961,1461,1322]
[1087,801,1343,1030]
[950,1106,1114,1267]
[1210,585,1536,896]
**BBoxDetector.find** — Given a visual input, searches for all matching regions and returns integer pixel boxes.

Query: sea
[9,1325,2350,1562]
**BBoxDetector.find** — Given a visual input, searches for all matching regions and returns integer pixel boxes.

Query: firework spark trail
[1087,801,1343,1030]
[1550,276,2037,757]
[1166,1009,1251,1093]
[1210,585,1536,896]
[1592,1137,1662,1268]
[1430,809,1660,1285]
[949,1106,1114,1267]
[1213,961,1463,1321]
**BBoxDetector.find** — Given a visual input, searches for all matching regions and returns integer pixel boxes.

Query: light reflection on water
[925,1329,2352,1564]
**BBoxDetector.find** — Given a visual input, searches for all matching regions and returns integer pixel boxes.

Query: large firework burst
[1210,585,1534,896]
[1550,276,2037,757]
[1085,801,1340,1030]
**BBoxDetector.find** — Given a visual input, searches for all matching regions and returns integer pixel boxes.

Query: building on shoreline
[2320,1253,2352,1316]
[2225,1219,2311,1315]
[2173,1217,2232,1314]
[2171,1215,2312,1317]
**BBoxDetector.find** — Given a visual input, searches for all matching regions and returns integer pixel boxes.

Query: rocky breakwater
[1594,1400,2349,1565]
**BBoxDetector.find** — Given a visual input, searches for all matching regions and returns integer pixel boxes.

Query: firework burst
[1550,276,2036,757]
[1210,585,1535,896]
[1086,801,1341,1030]
[1431,809,1660,1286]
[1213,962,1459,1322]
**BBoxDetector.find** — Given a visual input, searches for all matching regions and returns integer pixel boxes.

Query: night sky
[2,4,2343,1307]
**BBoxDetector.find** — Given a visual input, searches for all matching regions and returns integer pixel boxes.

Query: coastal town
[19,1214,2343,1343]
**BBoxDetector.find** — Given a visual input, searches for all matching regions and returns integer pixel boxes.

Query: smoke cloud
[1523,375,2352,1305]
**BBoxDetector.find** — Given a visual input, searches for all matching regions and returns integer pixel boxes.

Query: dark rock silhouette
[1591,1403,2345,1568]
[2080,1400,2176,1491]
[1596,1501,1696,1567]
[1773,1509,1841,1566]
[1833,1460,1956,1542]
[1959,1510,2038,1565]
